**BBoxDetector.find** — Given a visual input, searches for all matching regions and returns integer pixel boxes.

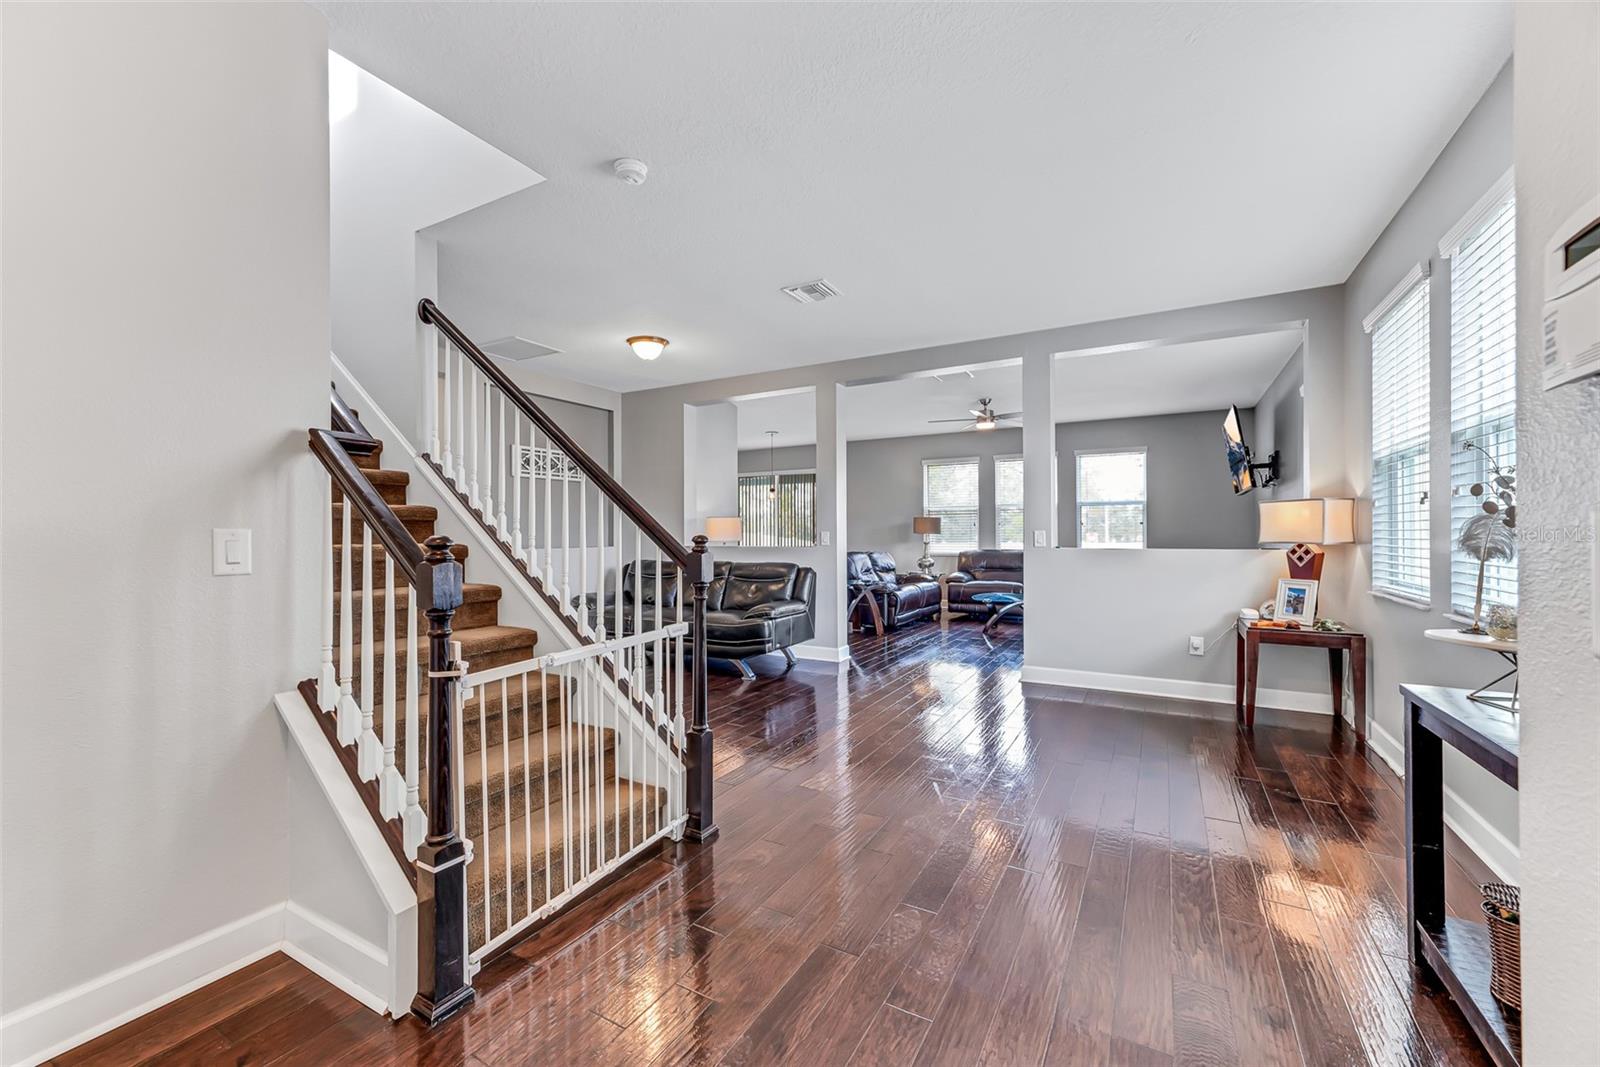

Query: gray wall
[846,428,1024,567]
[1055,409,1259,549]
[1512,10,1600,1053]
[837,409,1259,567]
[737,444,818,474]
[1253,346,1305,500]
[1323,60,1520,875]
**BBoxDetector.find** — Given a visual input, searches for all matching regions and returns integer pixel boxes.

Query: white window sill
[1371,589,1432,611]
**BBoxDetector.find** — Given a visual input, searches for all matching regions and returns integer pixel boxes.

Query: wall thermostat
[1542,193,1600,390]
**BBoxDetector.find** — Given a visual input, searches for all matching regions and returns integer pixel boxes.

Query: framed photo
[1274,578,1319,625]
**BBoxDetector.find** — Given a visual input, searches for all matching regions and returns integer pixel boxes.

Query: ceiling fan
[928,398,1021,432]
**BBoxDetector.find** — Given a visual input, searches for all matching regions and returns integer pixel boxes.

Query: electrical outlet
[1188,635,1205,656]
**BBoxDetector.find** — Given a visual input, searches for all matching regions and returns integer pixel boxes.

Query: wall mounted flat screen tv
[1224,405,1254,494]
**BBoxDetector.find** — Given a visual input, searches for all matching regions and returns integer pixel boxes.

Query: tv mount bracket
[1247,448,1281,488]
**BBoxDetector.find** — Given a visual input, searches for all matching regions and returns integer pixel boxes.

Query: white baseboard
[792,643,850,664]
[281,903,390,1016]
[0,903,285,1067]
[1019,664,1331,715]
[1365,719,1519,884]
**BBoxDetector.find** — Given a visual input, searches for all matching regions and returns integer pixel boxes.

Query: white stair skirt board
[791,643,850,664]
[0,904,284,1067]
[280,903,392,1017]
[1019,665,1334,715]
[276,690,418,1019]
[1365,718,1520,886]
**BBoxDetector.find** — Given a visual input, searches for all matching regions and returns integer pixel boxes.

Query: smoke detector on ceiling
[781,278,840,304]
[482,336,562,362]
[613,157,649,185]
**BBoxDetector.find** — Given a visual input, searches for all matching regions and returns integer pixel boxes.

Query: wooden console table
[1235,620,1367,742]
[1403,684,1520,1067]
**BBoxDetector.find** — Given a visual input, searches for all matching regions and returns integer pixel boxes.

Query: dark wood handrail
[331,385,378,443]
[418,298,691,569]
[308,427,425,584]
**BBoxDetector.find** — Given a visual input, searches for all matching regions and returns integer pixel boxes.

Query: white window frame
[1365,262,1432,609]
[1075,447,1147,549]
[1443,175,1517,620]
[922,456,980,552]
[994,453,1025,550]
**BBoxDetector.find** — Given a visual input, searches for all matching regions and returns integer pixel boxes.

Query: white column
[1021,347,1058,549]
[813,382,848,657]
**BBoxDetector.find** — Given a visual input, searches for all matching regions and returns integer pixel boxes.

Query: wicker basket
[1480,882,1521,1011]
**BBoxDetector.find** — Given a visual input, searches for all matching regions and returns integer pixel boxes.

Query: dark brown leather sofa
[943,550,1023,618]
[846,551,941,630]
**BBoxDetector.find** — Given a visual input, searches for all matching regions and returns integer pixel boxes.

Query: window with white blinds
[737,471,816,547]
[1368,272,1431,606]
[923,457,979,550]
[995,455,1024,549]
[1447,189,1517,617]
[1076,449,1146,548]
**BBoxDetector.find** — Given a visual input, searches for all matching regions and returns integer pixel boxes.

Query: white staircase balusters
[357,522,382,780]
[542,431,553,588]
[379,560,404,818]
[480,378,493,532]
[578,475,588,634]
[319,480,338,712]
[468,366,481,511]
[403,594,424,858]
[337,499,360,745]
[426,328,441,461]
[561,460,571,614]
[511,413,523,562]
[496,395,508,537]
[453,345,466,487]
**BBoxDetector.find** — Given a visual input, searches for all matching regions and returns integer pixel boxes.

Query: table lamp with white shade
[705,516,742,546]
[1258,498,1355,580]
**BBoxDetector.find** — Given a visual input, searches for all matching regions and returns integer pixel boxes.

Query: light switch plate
[1033,530,1047,547]
[819,531,831,546]
[213,528,252,575]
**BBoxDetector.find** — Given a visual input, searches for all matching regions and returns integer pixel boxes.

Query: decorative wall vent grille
[515,445,583,482]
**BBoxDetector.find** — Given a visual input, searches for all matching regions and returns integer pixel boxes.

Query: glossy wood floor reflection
[64,619,1498,1066]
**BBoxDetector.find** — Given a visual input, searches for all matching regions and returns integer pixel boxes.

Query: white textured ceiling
[320,2,1510,393]
[734,328,1303,447]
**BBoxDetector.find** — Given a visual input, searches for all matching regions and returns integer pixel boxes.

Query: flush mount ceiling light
[627,335,668,361]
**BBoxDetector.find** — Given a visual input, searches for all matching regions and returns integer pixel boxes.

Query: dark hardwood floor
[58,618,1497,1066]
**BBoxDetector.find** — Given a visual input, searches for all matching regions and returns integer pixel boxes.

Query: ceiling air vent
[482,336,562,361]
[781,278,840,304]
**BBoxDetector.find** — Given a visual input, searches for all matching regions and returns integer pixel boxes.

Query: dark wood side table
[1403,684,1520,1067]
[1235,619,1367,742]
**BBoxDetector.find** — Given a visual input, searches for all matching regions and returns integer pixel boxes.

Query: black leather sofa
[846,551,941,631]
[704,562,817,678]
[578,559,816,679]
[944,550,1024,618]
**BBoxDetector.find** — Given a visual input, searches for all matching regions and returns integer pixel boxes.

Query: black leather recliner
[944,550,1024,618]
[846,551,941,631]
[703,561,816,678]
[577,559,817,679]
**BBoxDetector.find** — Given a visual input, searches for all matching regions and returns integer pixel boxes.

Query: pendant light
[766,430,778,496]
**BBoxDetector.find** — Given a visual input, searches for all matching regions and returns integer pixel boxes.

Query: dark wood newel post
[411,535,475,1026]
[685,535,719,843]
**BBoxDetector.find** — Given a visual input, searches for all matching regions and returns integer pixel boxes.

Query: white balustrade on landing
[455,622,688,964]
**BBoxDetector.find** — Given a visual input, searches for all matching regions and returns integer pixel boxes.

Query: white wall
[0,3,328,1061]
[331,53,540,445]
[1323,60,1521,874]
[1512,4,1600,1059]
[1253,345,1305,500]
